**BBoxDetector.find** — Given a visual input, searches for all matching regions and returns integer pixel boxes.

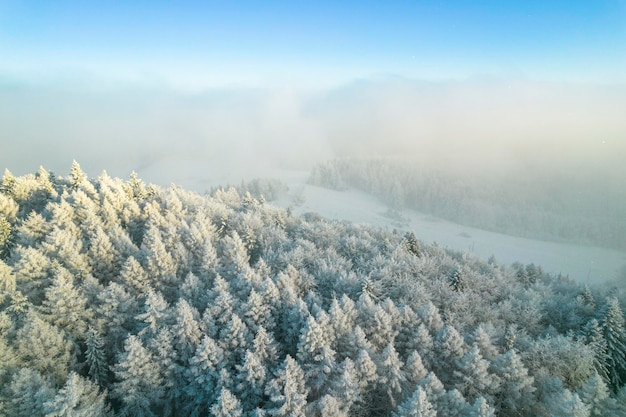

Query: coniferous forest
[1,163,626,417]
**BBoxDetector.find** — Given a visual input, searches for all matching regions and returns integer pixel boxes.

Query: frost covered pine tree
[44,372,110,417]
[5,368,56,417]
[265,355,309,417]
[112,335,164,417]
[599,297,626,391]
[296,314,336,399]
[85,326,108,386]
[210,387,243,417]
[392,386,436,417]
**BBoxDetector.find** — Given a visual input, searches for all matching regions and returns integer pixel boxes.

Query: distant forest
[309,158,626,251]
[1,163,626,416]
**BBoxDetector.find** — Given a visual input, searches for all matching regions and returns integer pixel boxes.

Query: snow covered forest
[1,162,626,417]
[309,158,626,252]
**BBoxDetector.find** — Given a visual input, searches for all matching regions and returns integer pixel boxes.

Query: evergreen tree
[172,298,203,364]
[472,324,499,360]
[210,388,243,417]
[87,226,120,283]
[112,335,164,417]
[39,268,91,339]
[219,314,252,364]
[265,355,308,417]
[354,348,379,390]
[68,161,87,191]
[454,345,499,402]
[183,335,224,416]
[330,358,361,414]
[404,350,428,386]
[235,349,267,410]
[438,389,470,417]
[492,349,535,416]
[296,314,336,398]
[377,343,406,410]
[402,231,421,257]
[6,368,56,417]
[44,372,110,417]
[0,258,16,292]
[119,256,150,294]
[579,372,618,417]
[392,387,436,417]
[599,297,626,391]
[580,318,610,384]
[85,326,108,386]
[468,396,496,417]
[16,311,73,385]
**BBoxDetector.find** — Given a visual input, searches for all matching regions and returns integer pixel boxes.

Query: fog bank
[1,76,625,187]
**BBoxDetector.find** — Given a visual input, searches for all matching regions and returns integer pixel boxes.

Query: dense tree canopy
[0,163,625,416]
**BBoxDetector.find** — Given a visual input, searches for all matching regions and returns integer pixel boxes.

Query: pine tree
[184,335,225,416]
[96,282,139,354]
[210,388,243,417]
[468,396,496,417]
[173,298,203,364]
[449,268,464,292]
[220,231,251,279]
[69,160,87,190]
[296,314,336,398]
[39,267,91,339]
[404,350,428,386]
[438,389,470,417]
[87,226,120,283]
[579,372,617,417]
[112,335,164,417]
[0,216,12,259]
[235,349,267,410]
[403,231,421,257]
[13,211,49,247]
[135,289,169,339]
[354,348,379,390]
[140,224,178,295]
[392,387,436,417]
[434,325,466,384]
[85,326,108,386]
[6,368,56,417]
[472,324,499,360]
[418,302,444,334]
[377,343,407,410]
[219,314,252,364]
[491,349,535,416]
[0,258,16,292]
[311,394,348,417]
[119,255,150,294]
[599,297,626,391]
[265,355,308,417]
[44,372,110,417]
[331,358,361,414]
[454,345,499,402]
[580,319,610,383]
[16,311,73,385]
[252,326,280,366]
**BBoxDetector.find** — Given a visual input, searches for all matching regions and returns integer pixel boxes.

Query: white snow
[135,164,626,286]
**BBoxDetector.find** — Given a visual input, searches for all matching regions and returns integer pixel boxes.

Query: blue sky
[1,0,625,89]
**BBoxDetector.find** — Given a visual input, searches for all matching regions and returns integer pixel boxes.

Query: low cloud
[1,75,624,188]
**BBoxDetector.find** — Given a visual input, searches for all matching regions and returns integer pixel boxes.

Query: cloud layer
[1,76,624,188]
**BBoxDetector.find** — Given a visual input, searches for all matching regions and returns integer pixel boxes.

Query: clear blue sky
[1,0,625,88]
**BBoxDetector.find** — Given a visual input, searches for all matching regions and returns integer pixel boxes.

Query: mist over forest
[2,77,625,182]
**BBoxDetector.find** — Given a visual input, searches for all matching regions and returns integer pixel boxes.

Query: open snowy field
[132,162,626,286]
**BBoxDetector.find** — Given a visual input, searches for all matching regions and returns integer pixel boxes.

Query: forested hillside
[309,158,626,251]
[1,163,626,416]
